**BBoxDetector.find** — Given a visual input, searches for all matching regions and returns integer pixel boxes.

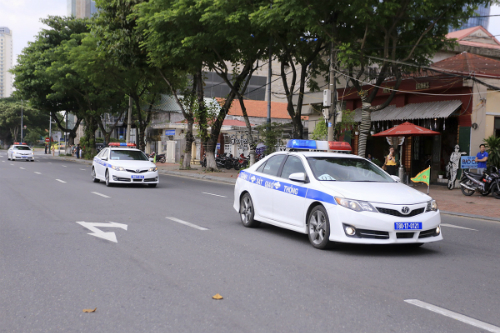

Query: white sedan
[91,143,159,187]
[233,143,442,249]
[8,144,34,162]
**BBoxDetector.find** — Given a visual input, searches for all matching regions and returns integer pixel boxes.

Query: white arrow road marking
[34,172,41,175]
[92,192,110,198]
[20,167,25,170]
[441,223,477,231]
[56,179,66,183]
[202,192,226,198]
[76,222,128,243]
[166,217,208,231]
[405,299,500,333]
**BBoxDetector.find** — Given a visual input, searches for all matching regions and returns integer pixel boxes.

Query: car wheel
[148,184,157,188]
[240,193,260,228]
[105,170,112,187]
[308,205,331,249]
[92,167,100,183]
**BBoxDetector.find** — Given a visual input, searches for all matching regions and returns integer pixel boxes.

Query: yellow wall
[485,90,500,138]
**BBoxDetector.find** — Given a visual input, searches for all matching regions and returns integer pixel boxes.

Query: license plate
[131,175,144,179]
[395,222,422,230]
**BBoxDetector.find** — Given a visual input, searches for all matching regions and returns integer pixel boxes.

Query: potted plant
[438,171,444,179]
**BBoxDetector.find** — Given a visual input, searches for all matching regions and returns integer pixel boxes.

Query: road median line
[166,217,208,231]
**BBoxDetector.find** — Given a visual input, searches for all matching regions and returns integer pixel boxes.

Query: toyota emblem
[401,206,410,215]
[136,169,140,173]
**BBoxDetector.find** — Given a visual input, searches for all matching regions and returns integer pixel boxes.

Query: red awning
[372,122,440,137]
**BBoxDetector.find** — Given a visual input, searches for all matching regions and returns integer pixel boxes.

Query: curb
[440,210,500,223]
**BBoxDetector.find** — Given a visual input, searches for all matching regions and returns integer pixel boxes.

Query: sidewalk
[49,154,500,222]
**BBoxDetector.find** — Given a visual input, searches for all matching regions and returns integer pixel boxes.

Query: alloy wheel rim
[309,210,326,244]
[241,197,252,224]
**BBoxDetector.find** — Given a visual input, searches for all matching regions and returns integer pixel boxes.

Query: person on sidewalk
[75,144,81,159]
[475,144,488,174]
[383,147,398,175]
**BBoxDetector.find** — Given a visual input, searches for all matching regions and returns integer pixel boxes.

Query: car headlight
[335,197,377,212]
[111,165,125,171]
[426,200,438,212]
[148,167,158,172]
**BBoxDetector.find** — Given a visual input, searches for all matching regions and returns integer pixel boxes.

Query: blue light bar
[286,139,317,150]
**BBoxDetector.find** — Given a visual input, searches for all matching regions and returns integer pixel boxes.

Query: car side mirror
[149,158,154,162]
[289,172,307,183]
[390,175,401,182]
[101,157,108,161]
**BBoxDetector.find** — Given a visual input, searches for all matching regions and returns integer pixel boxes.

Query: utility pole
[266,39,272,128]
[126,96,132,143]
[20,100,24,142]
[49,114,52,154]
[327,41,337,142]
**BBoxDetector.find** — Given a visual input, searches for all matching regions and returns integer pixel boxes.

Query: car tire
[460,180,475,196]
[307,205,331,249]
[240,193,260,228]
[92,167,100,183]
[148,184,157,188]
[105,170,112,187]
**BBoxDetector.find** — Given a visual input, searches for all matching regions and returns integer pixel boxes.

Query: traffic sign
[45,138,50,143]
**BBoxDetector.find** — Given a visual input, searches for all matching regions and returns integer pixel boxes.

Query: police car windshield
[110,150,148,161]
[307,157,394,182]
[14,146,30,150]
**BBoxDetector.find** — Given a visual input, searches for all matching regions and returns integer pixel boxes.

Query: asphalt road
[1,152,499,333]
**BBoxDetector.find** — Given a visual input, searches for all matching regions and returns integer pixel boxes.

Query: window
[307,157,394,182]
[256,161,267,173]
[110,149,148,161]
[261,155,286,177]
[98,148,108,158]
[280,156,306,179]
[495,117,500,138]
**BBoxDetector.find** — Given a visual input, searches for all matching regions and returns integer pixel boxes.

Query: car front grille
[376,207,425,217]
[144,178,157,182]
[115,177,131,182]
[357,229,390,239]
[126,169,148,173]
[419,229,439,238]
[396,232,415,239]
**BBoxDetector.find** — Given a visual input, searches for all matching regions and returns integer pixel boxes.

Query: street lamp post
[20,100,24,142]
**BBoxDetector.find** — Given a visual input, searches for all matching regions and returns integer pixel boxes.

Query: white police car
[233,139,442,249]
[91,143,159,187]
[7,143,34,162]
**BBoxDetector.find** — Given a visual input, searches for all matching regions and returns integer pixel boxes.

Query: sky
[1,0,500,67]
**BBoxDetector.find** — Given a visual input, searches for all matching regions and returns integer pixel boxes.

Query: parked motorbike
[156,154,166,163]
[460,167,500,198]
[234,153,249,170]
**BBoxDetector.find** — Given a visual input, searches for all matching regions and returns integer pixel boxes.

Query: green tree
[337,0,492,158]
[0,98,43,144]
[484,135,500,169]
[11,16,89,148]
[136,0,269,170]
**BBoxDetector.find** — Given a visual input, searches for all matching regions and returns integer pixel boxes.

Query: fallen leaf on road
[212,294,223,300]
[83,308,97,313]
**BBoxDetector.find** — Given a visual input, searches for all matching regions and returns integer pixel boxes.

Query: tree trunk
[204,142,217,170]
[183,120,194,169]
[357,101,373,158]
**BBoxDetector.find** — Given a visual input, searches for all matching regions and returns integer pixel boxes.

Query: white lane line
[405,299,500,333]
[34,172,41,175]
[10,163,14,166]
[92,192,110,198]
[20,167,25,170]
[166,217,208,231]
[202,192,227,198]
[62,165,67,167]
[56,179,66,183]
[441,223,477,231]
[80,168,86,170]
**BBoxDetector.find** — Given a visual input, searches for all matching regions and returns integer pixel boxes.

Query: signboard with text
[461,156,477,169]
[165,129,176,136]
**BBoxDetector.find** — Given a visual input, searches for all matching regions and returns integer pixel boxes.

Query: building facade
[0,27,13,98]
[449,5,490,32]
[67,0,98,18]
